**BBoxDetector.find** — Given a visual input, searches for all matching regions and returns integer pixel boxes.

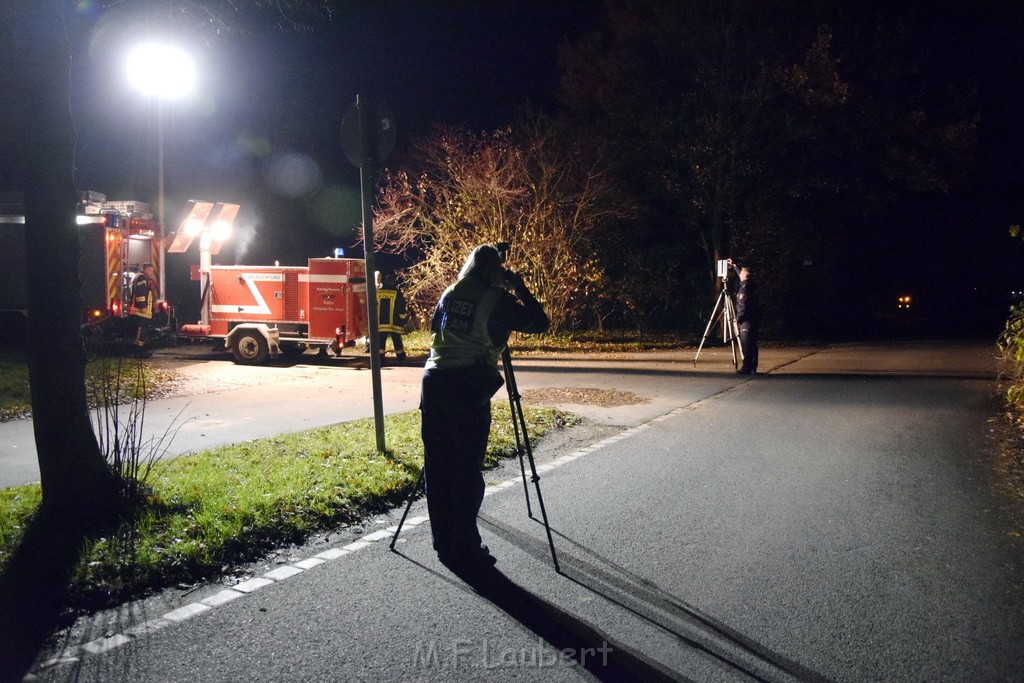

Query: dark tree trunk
[0,3,124,677]
[11,1,122,520]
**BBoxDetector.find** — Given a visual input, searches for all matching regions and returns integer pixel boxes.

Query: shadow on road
[391,551,680,681]
[0,509,106,681]
[479,515,830,683]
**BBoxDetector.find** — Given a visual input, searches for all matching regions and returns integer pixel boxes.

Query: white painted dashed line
[80,634,132,655]
[36,654,81,671]
[264,565,304,581]
[124,619,173,637]
[343,539,373,552]
[34,409,690,676]
[163,603,212,622]
[295,557,328,570]
[234,577,275,593]
[201,590,246,607]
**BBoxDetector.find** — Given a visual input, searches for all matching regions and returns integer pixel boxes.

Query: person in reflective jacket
[128,263,157,358]
[420,244,549,572]
[375,271,409,362]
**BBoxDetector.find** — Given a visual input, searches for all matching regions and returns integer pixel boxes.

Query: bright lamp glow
[183,217,204,236]
[126,42,196,100]
[211,220,233,242]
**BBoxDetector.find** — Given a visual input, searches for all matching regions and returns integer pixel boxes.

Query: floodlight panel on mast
[208,203,240,255]
[168,200,215,253]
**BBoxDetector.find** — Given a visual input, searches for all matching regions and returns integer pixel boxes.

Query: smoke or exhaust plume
[232,220,258,264]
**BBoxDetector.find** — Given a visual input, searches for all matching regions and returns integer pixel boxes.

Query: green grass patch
[0,403,579,611]
[0,350,168,422]
[0,351,31,421]
[0,486,42,562]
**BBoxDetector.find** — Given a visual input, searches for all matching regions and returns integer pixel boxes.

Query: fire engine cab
[0,190,169,341]
[77,191,169,333]
[170,200,368,364]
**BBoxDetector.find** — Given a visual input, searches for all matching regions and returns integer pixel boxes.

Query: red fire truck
[161,199,369,365]
[0,191,169,341]
[177,258,369,364]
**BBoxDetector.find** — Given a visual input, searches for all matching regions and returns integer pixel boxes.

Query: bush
[998,304,1024,407]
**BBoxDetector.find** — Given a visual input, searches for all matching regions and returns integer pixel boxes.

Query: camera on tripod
[496,241,510,264]
[716,258,731,280]
[495,242,520,289]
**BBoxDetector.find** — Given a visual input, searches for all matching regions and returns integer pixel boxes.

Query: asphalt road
[24,340,1024,681]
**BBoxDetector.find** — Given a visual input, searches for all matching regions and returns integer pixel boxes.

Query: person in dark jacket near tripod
[728,259,759,374]
[421,244,549,572]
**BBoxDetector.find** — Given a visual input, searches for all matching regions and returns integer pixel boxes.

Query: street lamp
[125,41,196,299]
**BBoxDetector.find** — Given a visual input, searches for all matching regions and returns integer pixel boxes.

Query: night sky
[70,3,597,259]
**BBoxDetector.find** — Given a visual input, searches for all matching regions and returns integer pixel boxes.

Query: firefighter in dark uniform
[128,263,157,358]
[729,259,758,374]
[375,271,408,362]
[421,244,549,573]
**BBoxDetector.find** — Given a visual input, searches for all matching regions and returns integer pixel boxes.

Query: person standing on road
[728,259,758,374]
[375,271,409,363]
[128,263,157,358]
[420,244,549,573]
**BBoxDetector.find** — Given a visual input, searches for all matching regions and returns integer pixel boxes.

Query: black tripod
[693,276,743,369]
[389,348,560,572]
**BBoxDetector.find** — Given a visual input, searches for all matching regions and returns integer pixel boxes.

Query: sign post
[341,95,395,453]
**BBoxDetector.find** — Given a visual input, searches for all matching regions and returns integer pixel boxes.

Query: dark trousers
[379,332,405,356]
[420,368,493,556]
[130,316,150,347]
[740,326,758,373]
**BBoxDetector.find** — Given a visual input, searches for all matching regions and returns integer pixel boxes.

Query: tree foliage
[557,0,978,335]
[373,114,628,332]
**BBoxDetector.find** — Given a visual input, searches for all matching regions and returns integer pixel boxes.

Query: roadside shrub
[998,304,1024,407]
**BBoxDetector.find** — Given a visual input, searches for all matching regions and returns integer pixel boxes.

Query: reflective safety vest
[377,288,407,334]
[129,273,154,320]
[425,276,503,370]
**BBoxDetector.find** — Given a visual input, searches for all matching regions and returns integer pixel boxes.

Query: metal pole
[502,348,560,572]
[357,94,386,453]
[390,470,424,551]
[157,100,166,300]
[199,232,211,326]
[693,287,726,366]
[503,348,534,517]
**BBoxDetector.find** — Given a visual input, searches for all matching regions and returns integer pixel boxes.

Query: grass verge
[0,351,171,422]
[0,403,579,612]
[400,329,694,357]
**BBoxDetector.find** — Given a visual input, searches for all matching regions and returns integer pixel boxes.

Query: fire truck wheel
[232,331,270,365]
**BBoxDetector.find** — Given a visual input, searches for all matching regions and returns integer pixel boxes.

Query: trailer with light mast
[169,200,369,364]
